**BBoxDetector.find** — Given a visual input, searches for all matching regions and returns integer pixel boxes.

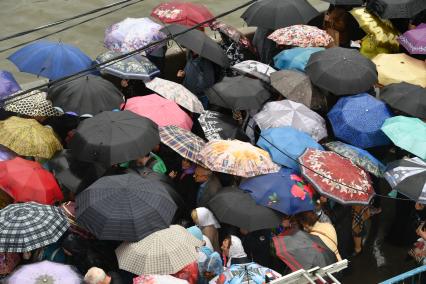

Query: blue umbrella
[0,71,20,100]
[8,40,92,80]
[273,47,324,72]
[240,168,315,215]
[257,127,323,171]
[327,93,392,149]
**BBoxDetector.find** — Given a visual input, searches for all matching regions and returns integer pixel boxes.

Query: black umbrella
[241,0,319,30]
[380,82,426,119]
[367,0,426,19]
[76,173,177,241]
[161,24,229,67]
[208,187,282,232]
[69,110,160,166]
[321,0,363,5]
[305,47,378,95]
[198,110,250,142]
[206,76,271,110]
[47,75,124,115]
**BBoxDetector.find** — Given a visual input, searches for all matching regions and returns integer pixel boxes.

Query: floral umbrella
[151,1,214,27]
[210,21,253,50]
[268,25,334,48]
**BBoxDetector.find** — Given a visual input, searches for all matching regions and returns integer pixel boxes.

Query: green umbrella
[381,116,426,160]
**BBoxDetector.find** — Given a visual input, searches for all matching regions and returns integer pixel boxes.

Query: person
[84,267,124,284]
[0,253,21,280]
[129,152,167,175]
[169,159,198,215]
[351,205,380,256]
[239,228,272,268]
[187,226,215,284]
[192,207,221,252]
[193,165,222,207]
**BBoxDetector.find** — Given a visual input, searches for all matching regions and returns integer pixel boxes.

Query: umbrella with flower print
[268,25,334,48]
[151,1,214,27]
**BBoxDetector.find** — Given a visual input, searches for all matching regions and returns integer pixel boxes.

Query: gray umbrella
[367,0,426,19]
[270,70,313,107]
[321,0,364,5]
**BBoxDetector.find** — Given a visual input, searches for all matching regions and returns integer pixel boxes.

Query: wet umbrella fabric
[274,47,324,72]
[0,71,20,100]
[270,70,313,107]
[4,90,61,117]
[69,110,160,166]
[76,174,177,241]
[398,24,426,55]
[320,0,363,4]
[367,0,426,19]
[268,25,334,48]
[197,111,250,142]
[231,60,276,82]
[151,1,214,27]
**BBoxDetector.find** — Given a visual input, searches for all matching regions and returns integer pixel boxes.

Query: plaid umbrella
[398,24,426,55]
[0,202,69,252]
[115,225,203,275]
[299,148,374,205]
[0,116,62,159]
[197,140,280,177]
[270,70,313,107]
[4,90,61,117]
[198,111,250,142]
[231,61,276,83]
[268,25,334,48]
[159,125,205,163]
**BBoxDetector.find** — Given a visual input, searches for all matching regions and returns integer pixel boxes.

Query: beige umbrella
[4,90,61,117]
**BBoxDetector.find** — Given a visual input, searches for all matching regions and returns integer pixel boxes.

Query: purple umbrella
[0,71,20,100]
[0,145,17,161]
[398,23,426,55]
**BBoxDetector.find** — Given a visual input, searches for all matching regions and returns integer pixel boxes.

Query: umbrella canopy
[327,93,392,148]
[241,0,319,30]
[198,111,250,142]
[230,60,276,82]
[151,1,214,27]
[76,174,177,241]
[384,157,426,203]
[381,116,426,160]
[206,76,271,110]
[398,24,426,55]
[324,141,386,177]
[321,0,363,4]
[47,75,124,115]
[268,25,334,48]
[7,40,92,81]
[159,125,205,163]
[134,275,189,284]
[96,51,160,81]
[372,53,426,88]
[4,90,61,117]
[0,202,69,252]
[116,225,203,275]
[104,17,166,53]
[124,94,193,130]
[0,116,62,159]
[211,21,253,50]
[0,70,20,100]
[273,229,337,271]
[146,77,204,113]
[366,0,426,19]
[257,127,324,171]
[0,157,63,205]
[69,110,160,166]
[253,100,327,141]
[299,148,374,205]
[7,260,81,284]
[161,24,229,67]
[0,145,17,162]
[270,70,313,107]
[380,82,426,119]
[197,140,280,177]
[273,47,324,72]
[306,47,378,95]
[240,168,315,215]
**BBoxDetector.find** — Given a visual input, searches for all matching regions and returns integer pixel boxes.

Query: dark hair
[295,211,318,228]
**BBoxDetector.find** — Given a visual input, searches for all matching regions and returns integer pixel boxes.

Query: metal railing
[380,265,426,284]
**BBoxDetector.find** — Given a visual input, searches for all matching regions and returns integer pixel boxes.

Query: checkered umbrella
[159,126,205,163]
[4,90,61,117]
[0,202,69,253]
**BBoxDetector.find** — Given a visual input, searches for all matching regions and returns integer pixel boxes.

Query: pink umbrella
[123,95,193,130]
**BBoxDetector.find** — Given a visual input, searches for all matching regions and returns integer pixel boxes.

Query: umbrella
[145,77,204,113]
[268,25,334,48]
[96,51,160,81]
[0,157,63,205]
[241,0,319,30]
[324,141,386,177]
[398,24,426,55]
[384,157,426,203]
[212,261,281,284]
[327,93,392,149]
[321,0,363,4]
[134,275,189,284]
[257,127,324,171]
[151,1,214,27]
[4,90,61,117]
[104,17,166,54]
[253,100,327,141]
[240,168,315,215]
[299,148,374,205]
[0,116,62,159]
[230,60,276,82]
[69,110,160,165]
[273,47,324,72]
[0,202,69,252]
[0,145,17,162]
[306,47,378,95]
[161,24,229,67]
[115,225,203,275]
[159,125,205,163]
[208,187,282,232]
[366,0,426,19]
[273,229,337,271]
[124,94,193,130]
[372,53,426,88]
[380,82,426,119]
[198,110,250,142]
[210,21,253,50]
[0,70,20,100]
[206,76,271,110]
[381,116,426,160]
[47,75,124,115]
[7,260,81,284]
[197,140,280,177]
[76,174,177,241]
[270,70,313,107]
[7,40,92,80]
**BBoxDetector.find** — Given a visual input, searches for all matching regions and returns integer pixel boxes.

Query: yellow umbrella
[0,117,63,159]
[372,53,426,87]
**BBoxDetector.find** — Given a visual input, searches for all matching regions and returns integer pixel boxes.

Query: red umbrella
[0,157,63,205]
[298,148,374,205]
[151,1,214,27]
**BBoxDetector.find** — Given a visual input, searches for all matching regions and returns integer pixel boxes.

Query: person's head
[182,159,192,170]
[187,226,204,242]
[192,207,220,228]
[84,267,111,284]
[193,166,211,183]
[295,210,319,231]
[416,203,425,211]
[135,154,151,167]
[221,235,232,257]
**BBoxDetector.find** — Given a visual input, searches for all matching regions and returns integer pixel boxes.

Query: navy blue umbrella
[0,71,20,100]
